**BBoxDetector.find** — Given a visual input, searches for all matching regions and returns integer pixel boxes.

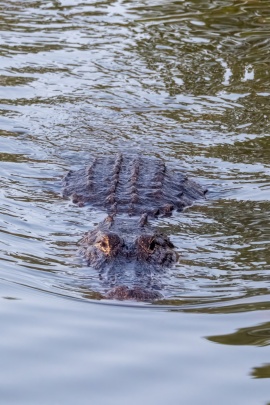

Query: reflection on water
[207,320,270,384]
[252,364,270,379]
[207,322,270,347]
[0,0,269,311]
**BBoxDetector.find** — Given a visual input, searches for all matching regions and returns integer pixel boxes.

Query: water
[0,0,270,403]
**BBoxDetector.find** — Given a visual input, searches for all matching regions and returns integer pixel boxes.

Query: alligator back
[62,153,206,216]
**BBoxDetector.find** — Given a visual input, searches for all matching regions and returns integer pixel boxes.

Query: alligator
[62,153,206,300]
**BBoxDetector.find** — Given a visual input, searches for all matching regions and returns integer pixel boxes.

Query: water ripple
[0,0,269,312]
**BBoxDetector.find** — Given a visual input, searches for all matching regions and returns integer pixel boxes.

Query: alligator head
[79,214,178,300]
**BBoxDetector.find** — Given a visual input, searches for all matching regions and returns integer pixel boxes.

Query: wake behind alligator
[62,153,207,301]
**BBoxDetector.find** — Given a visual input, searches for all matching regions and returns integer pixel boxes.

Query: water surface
[0,0,270,403]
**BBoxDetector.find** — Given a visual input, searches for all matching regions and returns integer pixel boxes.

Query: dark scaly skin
[62,153,207,300]
[78,215,177,300]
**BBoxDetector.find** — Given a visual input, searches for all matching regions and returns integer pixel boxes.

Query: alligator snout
[105,286,163,301]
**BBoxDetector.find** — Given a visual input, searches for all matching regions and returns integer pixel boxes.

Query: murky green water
[0,0,270,403]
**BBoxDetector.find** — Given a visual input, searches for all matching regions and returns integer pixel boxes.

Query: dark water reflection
[0,0,269,311]
[252,363,270,379]
[207,321,270,347]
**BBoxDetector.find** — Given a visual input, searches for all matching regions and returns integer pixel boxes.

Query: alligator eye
[149,239,156,251]
[137,235,157,254]
[95,233,122,256]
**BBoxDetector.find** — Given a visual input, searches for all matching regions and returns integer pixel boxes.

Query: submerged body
[63,153,206,300]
